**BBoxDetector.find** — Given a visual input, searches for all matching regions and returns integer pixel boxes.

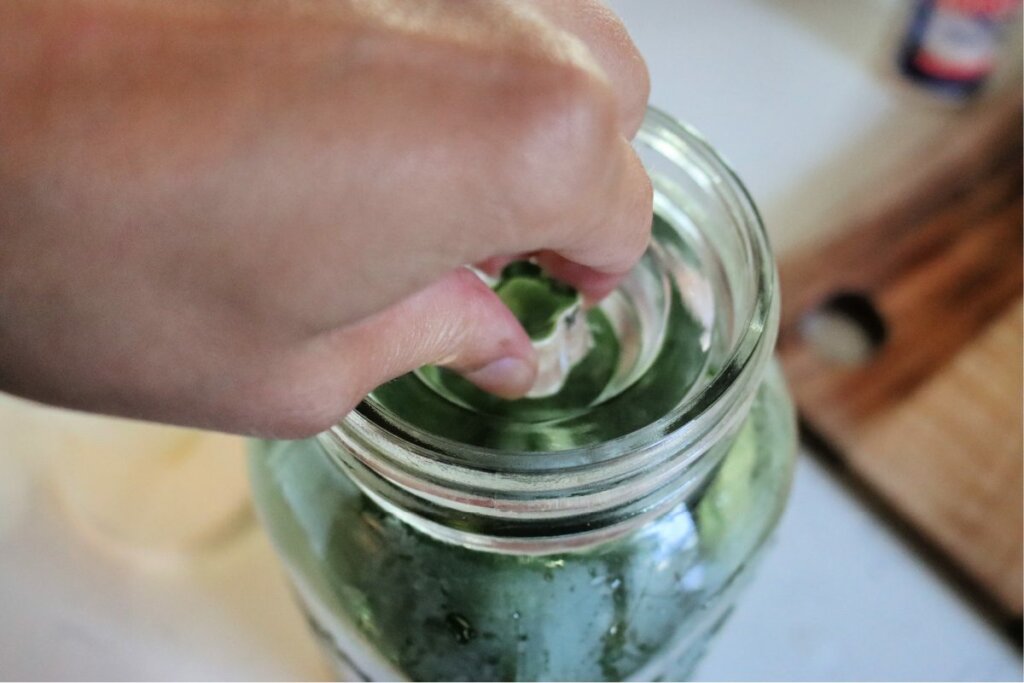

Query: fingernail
[463,357,536,398]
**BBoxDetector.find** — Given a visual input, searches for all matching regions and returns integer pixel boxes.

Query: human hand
[0,0,651,437]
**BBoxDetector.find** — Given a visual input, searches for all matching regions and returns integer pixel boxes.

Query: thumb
[323,267,538,404]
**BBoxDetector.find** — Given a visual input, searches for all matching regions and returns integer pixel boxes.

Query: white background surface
[2,436,1021,681]
[1,1,1022,680]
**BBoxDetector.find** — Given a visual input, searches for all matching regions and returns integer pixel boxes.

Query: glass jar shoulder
[247,363,795,681]
[693,360,797,572]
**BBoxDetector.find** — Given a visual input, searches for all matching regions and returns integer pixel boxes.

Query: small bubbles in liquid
[444,612,476,644]
[511,611,521,620]
[679,565,705,591]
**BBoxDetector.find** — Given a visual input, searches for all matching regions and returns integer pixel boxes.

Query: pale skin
[0,0,652,438]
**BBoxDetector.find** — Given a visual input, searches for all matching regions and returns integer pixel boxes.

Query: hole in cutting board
[801,291,888,366]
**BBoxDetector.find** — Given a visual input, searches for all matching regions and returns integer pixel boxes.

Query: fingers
[309,267,538,418]
[540,136,653,302]
[468,3,652,302]
[0,0,655,440]
[529,0,650,138]
[532,252,623,306]
[479,134,652,304]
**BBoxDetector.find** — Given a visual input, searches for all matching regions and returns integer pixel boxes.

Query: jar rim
[323,106,779,510]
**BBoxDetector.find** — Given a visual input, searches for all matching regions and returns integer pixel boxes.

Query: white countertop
[1,1,1021,680]
[1,416,1019,681]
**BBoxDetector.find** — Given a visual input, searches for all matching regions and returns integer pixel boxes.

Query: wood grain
[857,303,1023,613]
[778,93,1024,616]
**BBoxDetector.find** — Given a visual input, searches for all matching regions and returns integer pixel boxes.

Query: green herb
[492,261,580,341]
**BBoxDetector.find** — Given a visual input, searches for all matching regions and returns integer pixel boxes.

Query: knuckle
[430,268,527,369]
[570,147,652,274]
[617,177,654,268]
[429,271,497,358]
[493,60,620,232]
[626,169,654,252]
[590,5,650,125]
[405,269,489,359]
[628,59,651,128]
[635,57,652,106]
[616,41,651,123]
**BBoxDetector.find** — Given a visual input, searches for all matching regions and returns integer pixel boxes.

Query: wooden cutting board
[777,92,1023,620]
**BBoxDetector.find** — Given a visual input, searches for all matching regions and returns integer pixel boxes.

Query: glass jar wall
[249,108,797,681]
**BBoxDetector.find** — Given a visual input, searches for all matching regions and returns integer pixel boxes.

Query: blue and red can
[899,0,1021,99]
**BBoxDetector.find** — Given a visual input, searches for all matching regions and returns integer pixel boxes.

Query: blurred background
[0,1,1021,680]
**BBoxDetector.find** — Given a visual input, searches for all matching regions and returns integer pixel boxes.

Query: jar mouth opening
[327,107,777,480]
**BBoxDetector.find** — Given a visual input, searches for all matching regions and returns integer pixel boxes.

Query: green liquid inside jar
[249,210,796,680]
[250,371,794,681]
[491,261,581,341]
[369,215,713,452]
[249,118,799,680]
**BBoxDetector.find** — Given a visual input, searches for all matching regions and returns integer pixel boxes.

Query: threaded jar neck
[318,108,779,552]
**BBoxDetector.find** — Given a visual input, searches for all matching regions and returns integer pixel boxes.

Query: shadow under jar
[249,107,797,682]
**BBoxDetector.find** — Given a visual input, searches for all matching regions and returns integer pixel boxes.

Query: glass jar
[249,107,797,681]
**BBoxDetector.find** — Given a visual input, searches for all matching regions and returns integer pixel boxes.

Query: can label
[914,5,999,79]
[899,0,1019,97]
